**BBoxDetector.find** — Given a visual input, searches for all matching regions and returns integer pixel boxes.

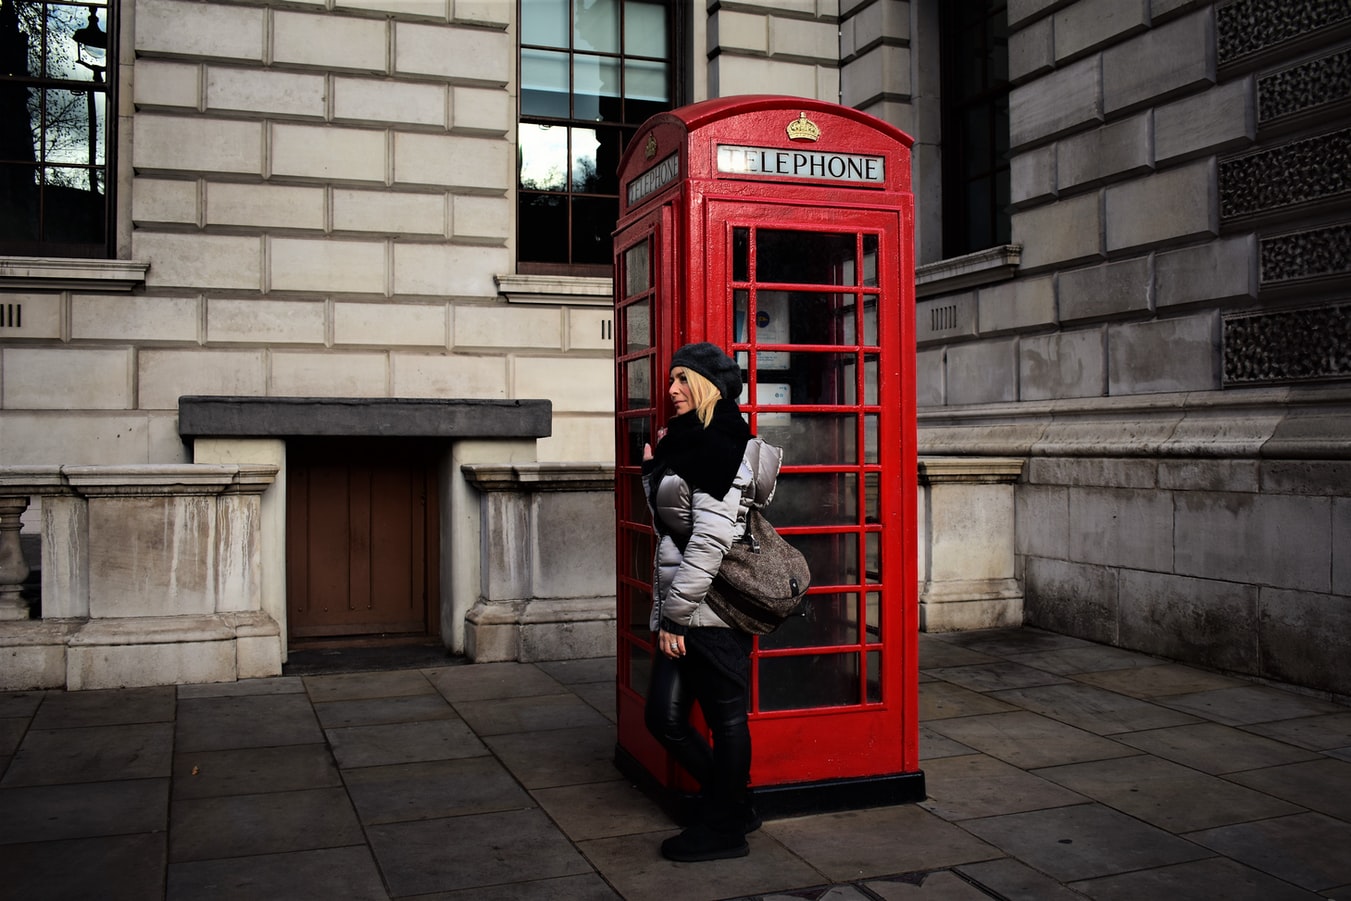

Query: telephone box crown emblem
[644,134,658,160]
[786,112,820,142]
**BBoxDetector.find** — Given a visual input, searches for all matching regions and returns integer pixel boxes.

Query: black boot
[660,823,749,862]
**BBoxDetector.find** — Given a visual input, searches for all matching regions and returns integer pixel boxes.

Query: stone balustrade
[0,464,281,690]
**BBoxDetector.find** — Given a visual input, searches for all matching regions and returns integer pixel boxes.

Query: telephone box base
[615,745,927,824]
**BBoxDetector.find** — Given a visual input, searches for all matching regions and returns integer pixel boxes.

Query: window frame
[516,0,682,277]
[0,0,118,259]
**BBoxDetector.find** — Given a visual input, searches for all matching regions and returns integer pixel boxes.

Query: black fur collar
[647,400,751,500]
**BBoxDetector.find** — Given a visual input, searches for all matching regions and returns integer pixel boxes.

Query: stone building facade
[1,0,1347,695]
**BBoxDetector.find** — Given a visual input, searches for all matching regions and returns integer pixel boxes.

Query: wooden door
[286,437,440,642]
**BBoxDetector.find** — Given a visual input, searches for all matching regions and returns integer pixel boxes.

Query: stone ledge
[178,396,552,439]
[0,256,149,292]
[462,462,615,492]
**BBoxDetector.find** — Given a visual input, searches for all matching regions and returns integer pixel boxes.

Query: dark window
[0,0,114,258]
[518,0,677,276]
[938,0,1010,257]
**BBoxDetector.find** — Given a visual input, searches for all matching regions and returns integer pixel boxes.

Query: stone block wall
[0,0,613,468]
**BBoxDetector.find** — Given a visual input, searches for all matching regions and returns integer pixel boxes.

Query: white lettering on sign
[626,154,680,206]
[717,145,886,184]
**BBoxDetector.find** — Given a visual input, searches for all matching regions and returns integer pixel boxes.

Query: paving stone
[572,679,617,722]
[919,682,1018,721]
[1004,645,1165,675]
[1244,711,1351,752]
[536,657,616,685]
[414,872,622,900]
[0,691,45,718]
[1225,758,1351,822]
[31,685,175,728]
[1115,721,1322,774]
[175,692,324,752]
[1068,856,1326,900]
[0,779,169,843]
[533,778,674,841]
[918,638,1002,669]
[1187,812,1351,893]
[166,845,387,900]
[919,753,1087,821]
[172,743,342,799]
[0,716,31,757]
[0,833,166,901]
[452,692,610,736]
[312,691,458,728]
[924,711,1139,769]
[3,722,173,786]
[989,683,1201,735]
[1035,754,1300,832]
[919,724,976,761]
[1158,686,1348,726]
[961,803,1210,882]
[769,803,1002,882]
[169,787,364,862]
[1072,663,1248,699]
[325,718,487,768]
[865,869,999,899]
[956,858,1089,901]
[578,828,823,901]
[424,661,566,703]
[484,722,620,789]
[177,677,306,699]
[927,662,1071,693]
[302,669,439,703]
[936,628,1095,656]
[368,808,593,897]
[344,756,533,825]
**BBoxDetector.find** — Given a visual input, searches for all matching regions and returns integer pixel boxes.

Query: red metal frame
[613,97,920,809]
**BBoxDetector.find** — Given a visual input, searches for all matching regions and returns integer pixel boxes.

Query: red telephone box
[612,96,923,815]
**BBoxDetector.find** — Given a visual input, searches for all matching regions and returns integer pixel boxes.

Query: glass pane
[759,652,861,711]
[41,165,104,244]
[572,195,618,264]
[624,58,668,101]
[623,474,651,528]
[751,351,861,406]
[731,227,750,281]
[42,88,98,164]
[865,591,880,639]
[753,413,856,466]
[0,165,40,241]
[862,234,878,287]
[623,242,650,300]
[624,357,650,410]
[574,0,618,52]
[772,472,858,527]
[517,192,567,263]
[521,0,569,47]
[572,125,621,193]
[794,532,858,587]
[762,592,860,650]
[757,230,857,285]
[862,296,878,346]
[624,299,650,353]
[625,416,651,471]
[520,123,568,191]
[630,643,652,695]
[573,55,620,121]
[624,0,667,56]
[864,413,878,464]
[520,49,570,117]
[863,472,879,523]
[51,5,107,82]
[865,531,880,583]
[866,651,882,703]
[627,530,653,584]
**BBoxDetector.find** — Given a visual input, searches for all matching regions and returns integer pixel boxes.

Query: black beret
[670,342,742,402]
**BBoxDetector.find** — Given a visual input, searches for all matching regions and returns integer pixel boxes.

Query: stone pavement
[2,627,1350,900]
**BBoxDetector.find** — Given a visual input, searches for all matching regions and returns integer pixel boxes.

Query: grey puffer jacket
[644,437,783,634]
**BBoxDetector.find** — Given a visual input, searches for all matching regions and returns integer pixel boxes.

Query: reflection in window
[0,0,113,257]
[517,0,675,275]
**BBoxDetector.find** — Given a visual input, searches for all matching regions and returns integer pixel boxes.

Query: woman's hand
[643,442,653,462]
[658,628,684,659]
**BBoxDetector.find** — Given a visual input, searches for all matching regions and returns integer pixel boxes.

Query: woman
[641,342,783,862]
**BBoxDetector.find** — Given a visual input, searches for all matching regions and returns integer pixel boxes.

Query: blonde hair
[672,366,721,427]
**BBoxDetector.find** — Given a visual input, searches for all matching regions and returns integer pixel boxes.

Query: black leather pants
[644,643,751,830]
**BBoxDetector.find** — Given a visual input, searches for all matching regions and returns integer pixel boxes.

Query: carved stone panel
[1223,302,1351,384]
